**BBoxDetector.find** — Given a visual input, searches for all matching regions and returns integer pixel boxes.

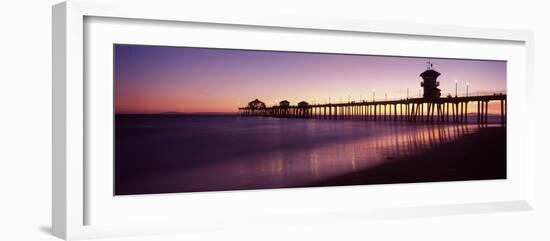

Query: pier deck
[239,94,506,124]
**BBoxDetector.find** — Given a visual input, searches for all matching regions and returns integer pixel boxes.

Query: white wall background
[0,0,548,240]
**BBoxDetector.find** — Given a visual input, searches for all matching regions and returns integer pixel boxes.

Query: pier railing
[238,94,506,124]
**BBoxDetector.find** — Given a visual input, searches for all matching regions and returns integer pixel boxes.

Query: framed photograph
[53,0,535,240]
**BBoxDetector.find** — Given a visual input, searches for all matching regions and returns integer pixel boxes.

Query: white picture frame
[52,0,535,240]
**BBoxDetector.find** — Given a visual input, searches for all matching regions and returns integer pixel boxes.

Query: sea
[114,114,504,195]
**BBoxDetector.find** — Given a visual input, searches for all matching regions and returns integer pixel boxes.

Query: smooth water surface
[115,115,502,195]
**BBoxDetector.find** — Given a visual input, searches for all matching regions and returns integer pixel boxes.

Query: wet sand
[310,127,506,187]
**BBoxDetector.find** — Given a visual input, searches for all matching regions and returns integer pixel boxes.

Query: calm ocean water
[115,114,503,195]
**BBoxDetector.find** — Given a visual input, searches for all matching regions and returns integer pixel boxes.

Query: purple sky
[115,44,506,114]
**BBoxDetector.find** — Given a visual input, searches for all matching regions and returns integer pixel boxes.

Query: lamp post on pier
[466,82,469,97]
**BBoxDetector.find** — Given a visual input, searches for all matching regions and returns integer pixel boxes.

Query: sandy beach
[311,126,506,187]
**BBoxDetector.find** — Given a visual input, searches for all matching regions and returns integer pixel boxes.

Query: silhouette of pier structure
[238,62,506,124]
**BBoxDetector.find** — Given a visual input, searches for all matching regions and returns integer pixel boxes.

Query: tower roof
[420,69,441,78]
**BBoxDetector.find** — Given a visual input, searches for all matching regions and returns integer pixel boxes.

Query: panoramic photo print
[114,44,507,195]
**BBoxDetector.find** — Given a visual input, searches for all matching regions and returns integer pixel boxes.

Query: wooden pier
[239,94,506,124]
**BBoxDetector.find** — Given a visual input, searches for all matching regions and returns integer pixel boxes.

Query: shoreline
[308,127,506,188]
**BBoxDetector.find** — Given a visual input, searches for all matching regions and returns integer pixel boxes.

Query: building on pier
[298,101,309,108]
[247,98,266,109]
[420,61,442,100]
[279,100,290,108]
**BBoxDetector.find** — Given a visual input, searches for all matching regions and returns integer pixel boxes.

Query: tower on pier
[420,60,442,100]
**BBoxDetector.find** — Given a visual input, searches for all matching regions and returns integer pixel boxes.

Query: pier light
[466,82,470,97]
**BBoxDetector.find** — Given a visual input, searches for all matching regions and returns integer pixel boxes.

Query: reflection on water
[115,115,501,194]
[213,123,478,188]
